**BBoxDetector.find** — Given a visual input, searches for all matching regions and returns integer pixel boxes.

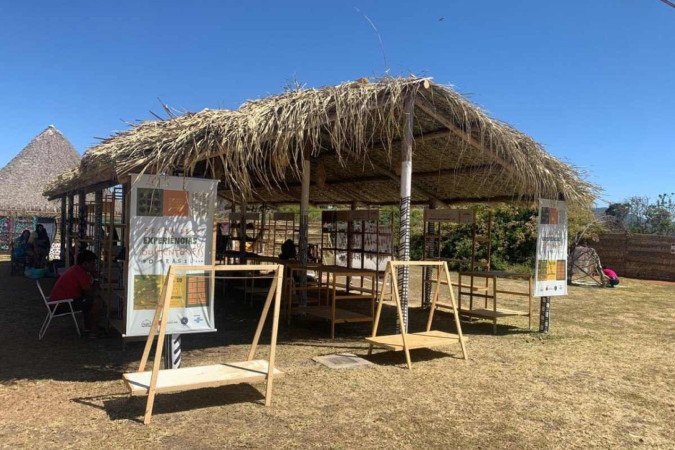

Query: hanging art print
[534,198,568,297]
[126,174,219,337]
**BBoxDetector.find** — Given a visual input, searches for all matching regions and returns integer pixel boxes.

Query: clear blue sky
[0,0,673,205]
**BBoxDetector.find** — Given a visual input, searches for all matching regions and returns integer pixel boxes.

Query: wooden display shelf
[296,305,373,323]
[123,360,283,396]
[366,330,463,351]
[458,271,533,334]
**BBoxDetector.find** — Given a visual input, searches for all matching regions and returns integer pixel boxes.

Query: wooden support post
[259,204,267,255]
[94,190,103,272]
[390,271,412,370]
[66,194,74,268]
[264,265,283,406]
[248,275,279,360]
[397,94,415,332]
[422,202,435,309]
[238,202,246,254]
[77,191,86,260]
[346,201,357,293]
[299,157,310,307]
[143,268,175,424]
[59,197,67,261]
[441,262,468,360]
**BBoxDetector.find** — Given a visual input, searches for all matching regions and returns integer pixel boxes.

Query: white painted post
[164,334,182,369]
[398,95,415,332]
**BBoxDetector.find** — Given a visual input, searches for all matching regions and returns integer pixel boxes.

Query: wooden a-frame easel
[122,264,284,424]
[365,261,468,369]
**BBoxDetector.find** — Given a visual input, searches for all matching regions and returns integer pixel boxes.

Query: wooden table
[457,271,533,334]
[294,265,377,339]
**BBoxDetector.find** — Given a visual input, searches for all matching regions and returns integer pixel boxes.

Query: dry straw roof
[45,77,596,206]
[1,126,80,214]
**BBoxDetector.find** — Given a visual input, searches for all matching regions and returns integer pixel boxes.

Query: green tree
[624,194,675,235]
[605,202,630,231]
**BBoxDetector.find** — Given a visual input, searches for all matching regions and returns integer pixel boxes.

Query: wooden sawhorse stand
[365,261,468,369]
[122,264,284,424]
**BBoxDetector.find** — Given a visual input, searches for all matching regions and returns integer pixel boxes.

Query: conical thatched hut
[0,126,80,253]
[1,125,80,214]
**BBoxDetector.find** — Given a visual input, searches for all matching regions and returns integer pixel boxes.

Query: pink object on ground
[603,268,618,279]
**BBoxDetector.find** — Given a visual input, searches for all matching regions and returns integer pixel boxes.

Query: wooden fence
[593,233,675,281]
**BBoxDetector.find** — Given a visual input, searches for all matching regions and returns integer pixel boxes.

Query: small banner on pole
[534,198,568,297]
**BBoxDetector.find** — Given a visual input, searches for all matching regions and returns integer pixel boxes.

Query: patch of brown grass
[0,264,673,449]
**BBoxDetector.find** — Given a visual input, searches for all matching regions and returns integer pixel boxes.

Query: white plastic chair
[36,281,81,340]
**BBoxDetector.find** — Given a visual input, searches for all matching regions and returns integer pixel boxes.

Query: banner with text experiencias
[126,174,218,337]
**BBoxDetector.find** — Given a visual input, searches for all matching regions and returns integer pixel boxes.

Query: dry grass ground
[0,261,673,449]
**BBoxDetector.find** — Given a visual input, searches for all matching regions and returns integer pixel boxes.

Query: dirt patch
[0,263,673,448]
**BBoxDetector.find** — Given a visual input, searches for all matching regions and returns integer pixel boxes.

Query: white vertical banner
[534,198,568,297]
[125,174,219,337]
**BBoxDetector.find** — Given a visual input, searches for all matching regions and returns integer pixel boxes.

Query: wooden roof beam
[414,96,518,179]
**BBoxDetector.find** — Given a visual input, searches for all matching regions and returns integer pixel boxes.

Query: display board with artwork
[125,174,219,337]
[534,198,568,297]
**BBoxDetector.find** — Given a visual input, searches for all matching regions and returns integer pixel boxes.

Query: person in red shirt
[602,267,620,287]
[50,250,102,333]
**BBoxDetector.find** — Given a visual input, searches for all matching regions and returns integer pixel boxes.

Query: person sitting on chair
[279,239,297,261]
[49,250,103,335]
[31,224,51,268]
[11,229,31,259]
[602,267,620,287]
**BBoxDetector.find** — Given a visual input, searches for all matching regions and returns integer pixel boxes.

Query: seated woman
[11,229,31,260]
[50,250,103,335]
[31,224,51,268]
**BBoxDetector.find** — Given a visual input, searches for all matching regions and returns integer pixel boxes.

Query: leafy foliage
[605,193,675,235]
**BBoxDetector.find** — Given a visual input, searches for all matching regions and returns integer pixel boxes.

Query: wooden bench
[123,360,284,396]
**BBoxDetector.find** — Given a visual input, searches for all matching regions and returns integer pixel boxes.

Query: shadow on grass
[364,347,464,368]
[0,261,534,385]
[72,384,265,423]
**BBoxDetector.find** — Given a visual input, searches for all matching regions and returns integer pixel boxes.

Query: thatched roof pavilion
[44,77,595,206]
[1,125,80,215]
[44,77,596,326]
